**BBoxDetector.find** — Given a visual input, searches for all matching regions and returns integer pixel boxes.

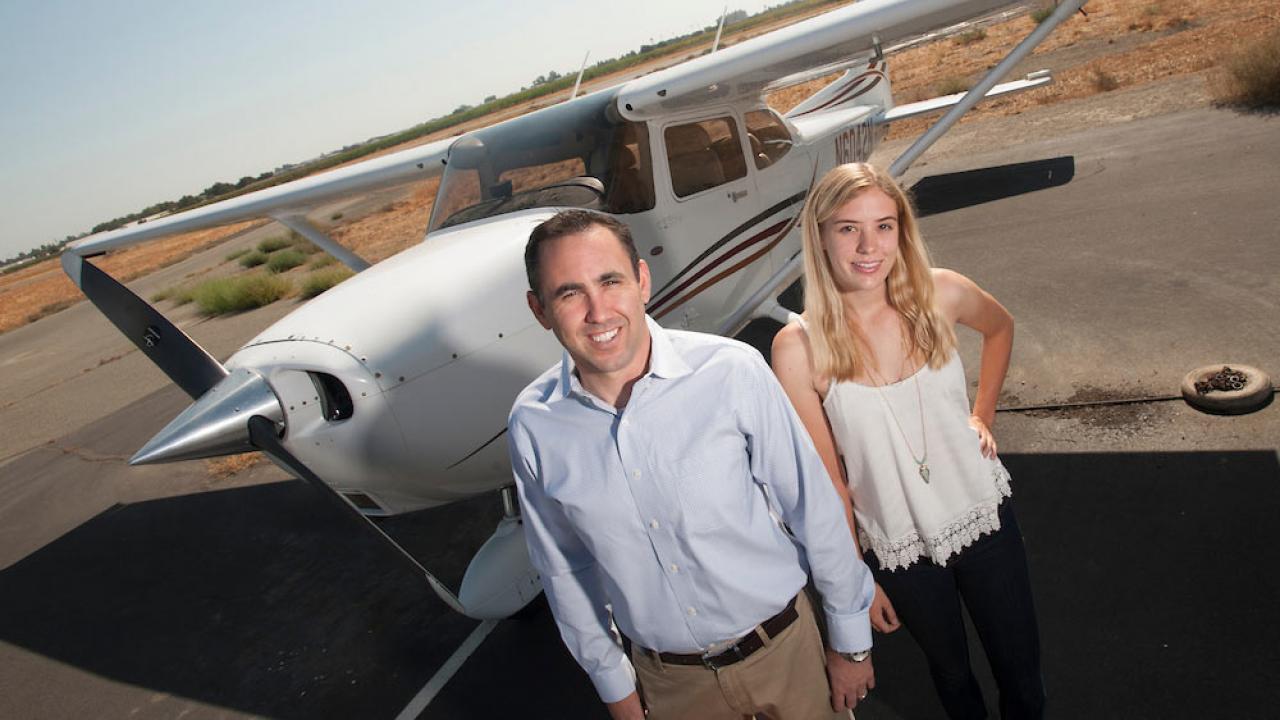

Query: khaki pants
[632,592,853,720]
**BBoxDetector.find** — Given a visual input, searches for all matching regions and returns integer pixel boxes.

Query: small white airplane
[62,0,1085,619]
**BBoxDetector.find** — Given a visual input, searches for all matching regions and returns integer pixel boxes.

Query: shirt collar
[554,315,691,403]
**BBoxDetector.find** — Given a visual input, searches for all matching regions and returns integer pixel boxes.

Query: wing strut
[888,0,1086,177]
[272,214,371,272]
[711,6,728,52]
[569,51,590,100]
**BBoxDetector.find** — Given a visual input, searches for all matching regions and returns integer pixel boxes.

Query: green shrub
[954,28,987,46]
[192,274,291,315]
[257,236,291,253]
[224,248,249,262]
[239,251,268,268]
[300,267,355,299]
[266,249,307,273]
[1217,30,1280,109]
[309,254,338,269]
[1030,6,1053,24]
[151,285,195,305]
[330,212,344,221]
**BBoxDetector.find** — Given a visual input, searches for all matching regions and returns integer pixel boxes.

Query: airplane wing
[63,136,453,267]
[616,0,1021,120]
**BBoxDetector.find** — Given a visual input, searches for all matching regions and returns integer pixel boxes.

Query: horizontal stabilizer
[876,71,1052,125]
[910,156,1076,217]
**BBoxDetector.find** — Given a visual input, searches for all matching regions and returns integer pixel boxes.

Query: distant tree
[236,175,256,188]
[546,70,562,82]
[202,181,235,198]
[725,9,748,24]
[483,94,497,103]
[452,103,473,114]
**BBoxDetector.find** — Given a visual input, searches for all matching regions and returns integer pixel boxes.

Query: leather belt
[653,595,800,670]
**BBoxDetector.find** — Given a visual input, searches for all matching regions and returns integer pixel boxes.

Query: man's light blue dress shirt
[507,316,874,702]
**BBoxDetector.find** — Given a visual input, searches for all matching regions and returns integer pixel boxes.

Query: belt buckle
[701,643,744,670]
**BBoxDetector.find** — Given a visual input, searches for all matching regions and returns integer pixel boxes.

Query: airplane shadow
[1,450,1276,719]
[0,481,511,719]
[909,157,1076,217]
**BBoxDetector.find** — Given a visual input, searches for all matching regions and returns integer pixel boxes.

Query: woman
[772,163,1044,719]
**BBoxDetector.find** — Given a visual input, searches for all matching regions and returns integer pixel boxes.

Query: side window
[744,109,793,170]
[664,116,748,198]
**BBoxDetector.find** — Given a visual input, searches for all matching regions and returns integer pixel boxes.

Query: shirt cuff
[591,654,638,704]
[825,606,874,654]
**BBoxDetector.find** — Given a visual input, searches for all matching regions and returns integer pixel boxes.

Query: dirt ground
[3,0,1275,338]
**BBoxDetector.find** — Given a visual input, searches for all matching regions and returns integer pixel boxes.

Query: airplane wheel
[1181,364,1273,415]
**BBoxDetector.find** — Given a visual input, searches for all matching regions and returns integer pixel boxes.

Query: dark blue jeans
[867,500,1044,720]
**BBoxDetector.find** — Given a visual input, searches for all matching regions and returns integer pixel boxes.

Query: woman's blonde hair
[800,162,955,382]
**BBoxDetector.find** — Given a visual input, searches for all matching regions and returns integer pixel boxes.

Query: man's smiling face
[528,223,652,396]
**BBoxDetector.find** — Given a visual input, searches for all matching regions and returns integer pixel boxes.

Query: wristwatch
[838,649,872,663]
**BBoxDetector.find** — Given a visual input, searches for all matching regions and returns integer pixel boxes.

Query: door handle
[728,189,749,202]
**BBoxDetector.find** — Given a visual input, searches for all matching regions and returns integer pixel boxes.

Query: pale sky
[0,0,779,259]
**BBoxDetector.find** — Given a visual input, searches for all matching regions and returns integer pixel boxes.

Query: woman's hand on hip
[968,414,998,459]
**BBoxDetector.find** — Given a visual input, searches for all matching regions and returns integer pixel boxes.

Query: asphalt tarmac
[1,103,1277,719]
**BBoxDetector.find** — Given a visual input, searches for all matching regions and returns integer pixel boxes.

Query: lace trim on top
[859,463,1013,571]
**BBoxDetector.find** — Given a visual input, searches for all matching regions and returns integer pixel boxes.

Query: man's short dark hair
[525,210,640,301]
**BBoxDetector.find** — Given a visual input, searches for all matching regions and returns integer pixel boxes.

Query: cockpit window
[428,94,655,232]
[744,109,793,169]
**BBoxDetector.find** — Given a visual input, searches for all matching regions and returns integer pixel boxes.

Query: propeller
[65,254,228,400]
[130,368,284,465]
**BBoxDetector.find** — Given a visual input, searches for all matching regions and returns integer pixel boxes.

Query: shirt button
[669,563,679,573]
[632,469,642,479]
[687,607,697,617]
[650,519,660,529]
[621,418,629,426]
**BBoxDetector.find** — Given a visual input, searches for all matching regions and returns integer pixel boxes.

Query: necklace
[864,359,930,484]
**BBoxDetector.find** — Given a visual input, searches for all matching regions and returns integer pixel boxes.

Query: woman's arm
[772,323,900,633]
[933,269,1014,456]
[771,323,858,539]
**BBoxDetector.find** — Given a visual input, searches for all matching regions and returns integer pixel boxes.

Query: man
[507,210,876,720]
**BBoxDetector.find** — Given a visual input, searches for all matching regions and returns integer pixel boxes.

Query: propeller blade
[130,368,283,465]
[246,415,469,615]
[64,253,227,399]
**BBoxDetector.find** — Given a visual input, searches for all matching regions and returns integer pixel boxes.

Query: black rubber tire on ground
[1181,364,1273,415]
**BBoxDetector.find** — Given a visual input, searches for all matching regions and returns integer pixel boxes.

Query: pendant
[919,463,930,483]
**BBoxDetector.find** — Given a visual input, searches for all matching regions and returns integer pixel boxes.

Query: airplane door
[649,111,764,331]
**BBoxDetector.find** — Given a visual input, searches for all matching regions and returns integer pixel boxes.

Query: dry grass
[329,177,440,263]
[0,220,262,335]
[206,453,266,478]
[862,0,1280,141]
[1091,67,1121,91]
[1215,28,1280,108]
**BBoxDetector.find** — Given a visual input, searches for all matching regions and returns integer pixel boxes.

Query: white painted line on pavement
[395,619,499,720]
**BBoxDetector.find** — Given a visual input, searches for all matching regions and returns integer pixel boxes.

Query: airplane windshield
[428,93,655,232]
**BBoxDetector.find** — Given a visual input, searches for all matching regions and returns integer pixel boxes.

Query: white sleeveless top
[802,324,1011,570]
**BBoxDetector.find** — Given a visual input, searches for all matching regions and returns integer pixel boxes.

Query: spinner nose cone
[130,368,285,465]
